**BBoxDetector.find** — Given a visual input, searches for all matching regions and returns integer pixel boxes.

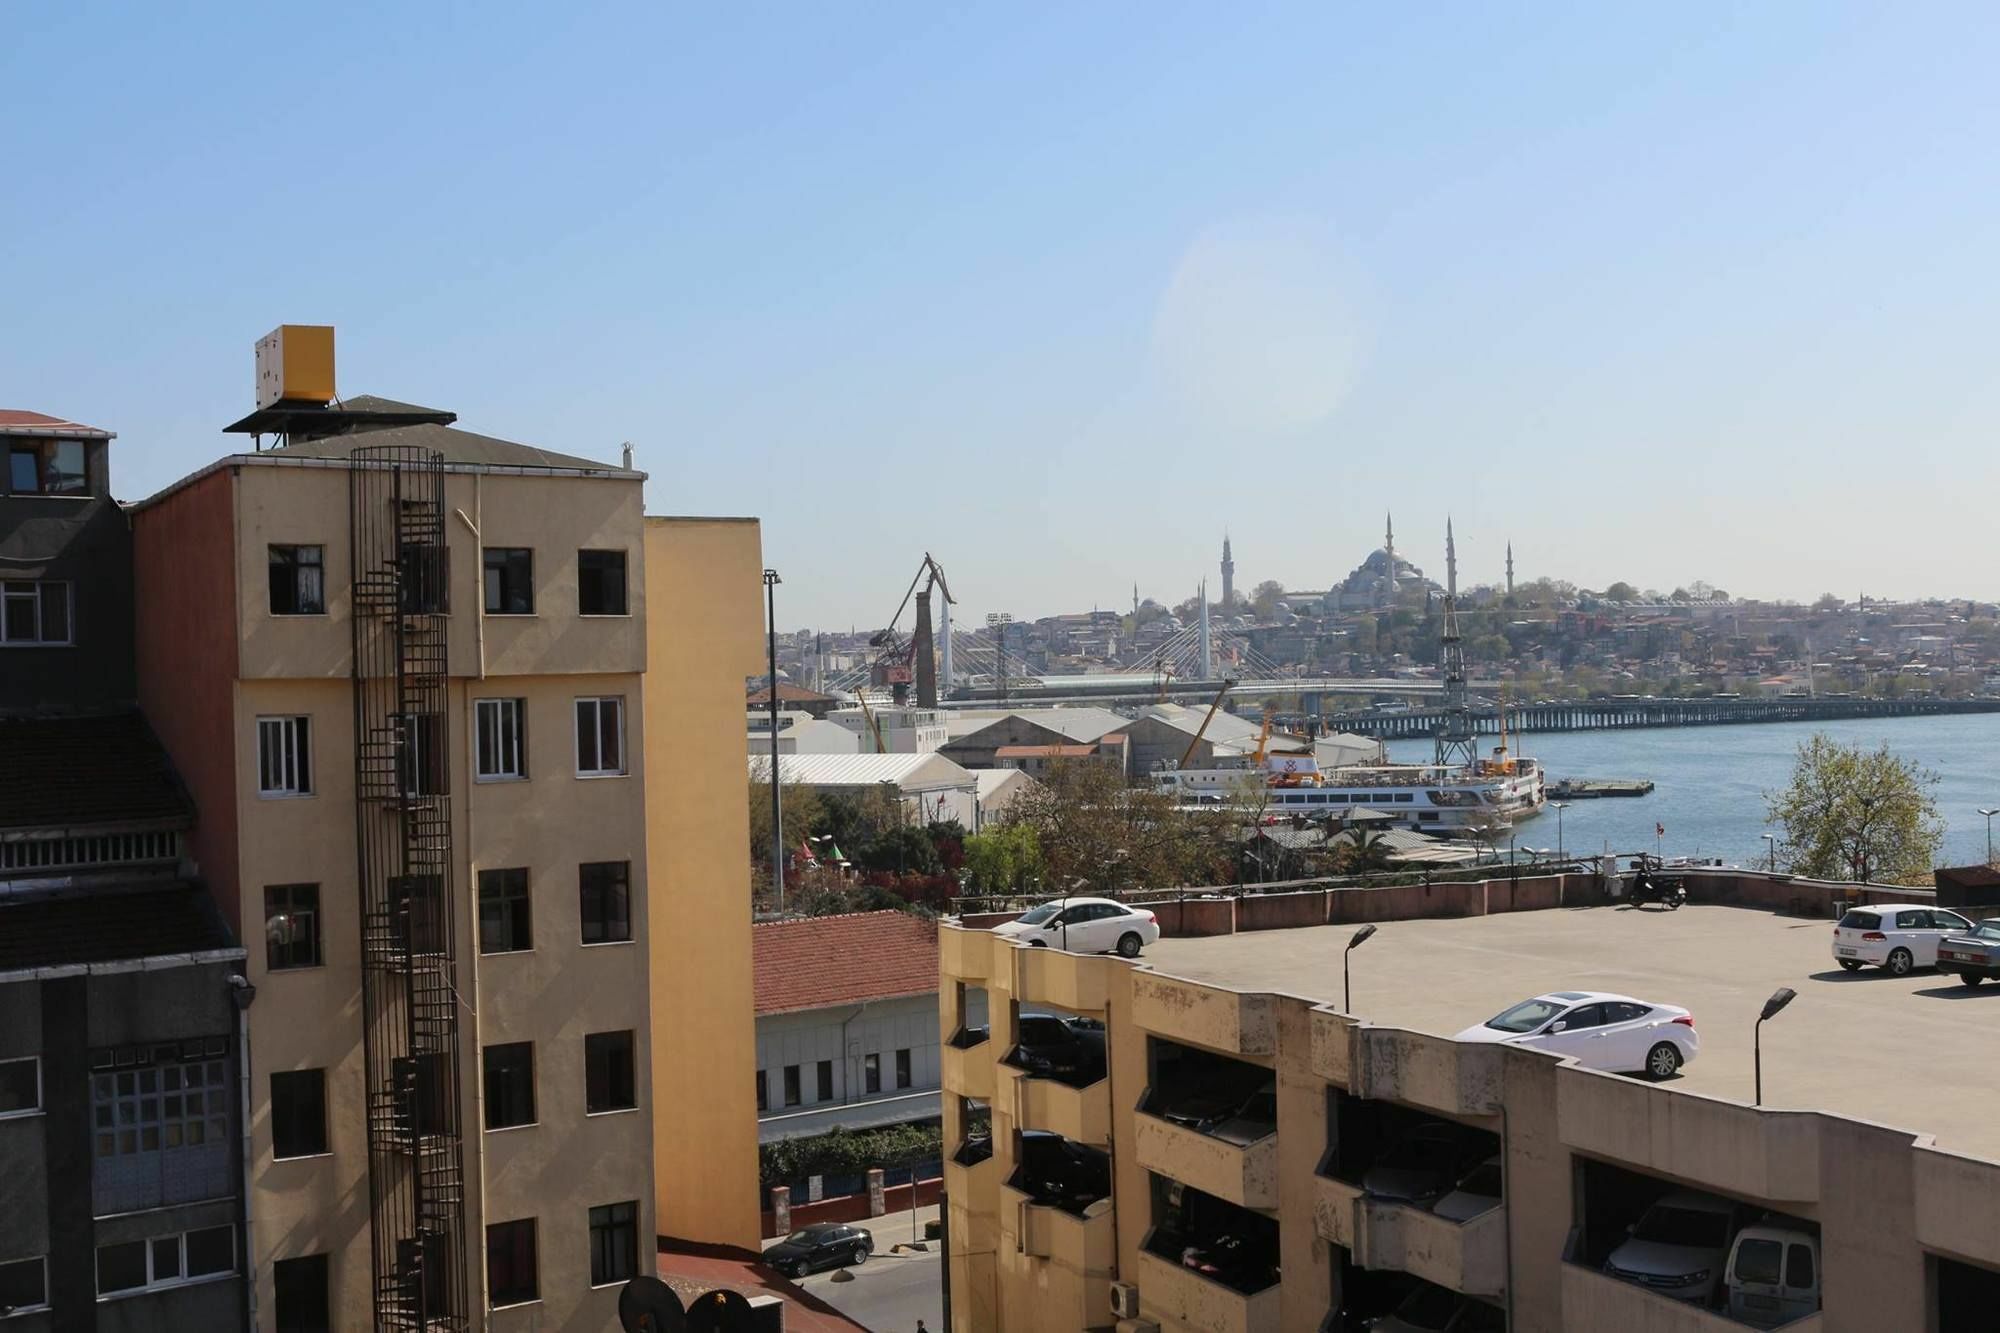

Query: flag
[1656,822,1665,838]
[799,838,817,868]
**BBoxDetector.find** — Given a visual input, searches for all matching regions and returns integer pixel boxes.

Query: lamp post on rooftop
[1551,801,1569,862]
[1344,924,1377,1014]
[1762,833,1776,873]
[764,569,785,913]
[1980,808,2000,866]
[1755,987,1797,1106]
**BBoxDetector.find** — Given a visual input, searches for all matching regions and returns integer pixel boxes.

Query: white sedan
[1454,990,1698,1080]
[1832,904,1974,975]
[991,898,1160,958]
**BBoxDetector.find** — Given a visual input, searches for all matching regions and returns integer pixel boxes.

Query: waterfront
[1389,713,2000,871]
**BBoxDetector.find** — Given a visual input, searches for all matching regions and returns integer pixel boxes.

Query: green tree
[1764,734,1943,884]
[1813,592,1843,611]
[747,777,823,867]
[961,823,1045,892]
[1007,760,1224,893]
[1602,581,1639,602]
[1251,580,1287,620]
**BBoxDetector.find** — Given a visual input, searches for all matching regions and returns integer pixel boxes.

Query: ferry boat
[1152,743,1545,831]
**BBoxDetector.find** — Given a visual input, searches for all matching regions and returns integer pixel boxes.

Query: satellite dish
[617,1277,687,1333]
[685,1288,757,1333]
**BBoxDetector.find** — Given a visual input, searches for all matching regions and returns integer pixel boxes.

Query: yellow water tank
[254,325,335,408]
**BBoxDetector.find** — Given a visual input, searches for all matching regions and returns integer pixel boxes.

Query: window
[577,550,628,616]
[96,1225,234,1296]
[268,545,325,616]
[257,716,313,796]
[475,698,527,781]
[483,1043,536,1130]
[6,447,35,493]
[1786,1240,1815,1290]
[486,1218,539,1308]
[578,861,631,944]
[896,1049,912,1090]
[585,1031,636,1114]
[264,884,323,970]
[1559,1004,1609,1030]
[0,581,71,645]
[272,1254,330,1333]
[574,697,626,776]
[0,1056,40,1118]
[91,1042,229,1170]
[755,1070,768,1113]
[397,712,445,797]
[270,1069,327,1158]
[0,1256,47,1314]
[816,1060,833,1102]
[783,1066,801,1108]
[484,548,534,615]
[588,1202,638,1285]
[478,867,532,954]
[863,1053,881,1095]
[5,440,86,496]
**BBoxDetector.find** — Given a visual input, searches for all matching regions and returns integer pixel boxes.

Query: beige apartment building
[124,340,756,1330]
[940,874,2000,1333]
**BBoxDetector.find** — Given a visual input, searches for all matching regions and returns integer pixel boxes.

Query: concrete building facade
[940,881,2000,1333]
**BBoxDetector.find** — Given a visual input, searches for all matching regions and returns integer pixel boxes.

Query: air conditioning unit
[1109,1280,1140,1319]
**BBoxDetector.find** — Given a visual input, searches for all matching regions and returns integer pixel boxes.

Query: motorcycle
[1628,857,1686,910]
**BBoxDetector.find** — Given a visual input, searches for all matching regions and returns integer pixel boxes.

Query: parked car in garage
[1364,1281,1505,1331]
[1431,1156,1504,1222]
[1362,1122,1490,1206]
[1723,1224,1820,1327]
[1933,919,2000,987]
[991,897,1160,957]
[1832,904,1974,976]
[1454,990,1698,1080]
[1010,1130,1111,1213]
[762,1223,873,1278]
[1009,1011,1107,1084]
[1602,1191,1738,1306]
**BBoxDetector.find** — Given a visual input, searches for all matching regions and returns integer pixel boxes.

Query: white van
[1724,1225,1819,1328]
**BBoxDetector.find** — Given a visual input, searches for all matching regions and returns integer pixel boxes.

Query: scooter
[1628,858,1686,910]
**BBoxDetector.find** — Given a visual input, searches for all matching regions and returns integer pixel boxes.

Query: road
[797,1203,943,1333]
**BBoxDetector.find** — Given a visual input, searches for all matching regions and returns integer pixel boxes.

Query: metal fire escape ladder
[351,445,470,1331]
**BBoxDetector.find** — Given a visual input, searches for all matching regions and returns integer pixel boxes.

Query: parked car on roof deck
[1832,904,1973,975]
[1455,990,1698,1080]
[1933,919,2000,987]
[991,897,1160,957]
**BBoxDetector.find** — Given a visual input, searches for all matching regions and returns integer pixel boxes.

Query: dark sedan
[1936,919,2000,986]
[762,1223,873,1278]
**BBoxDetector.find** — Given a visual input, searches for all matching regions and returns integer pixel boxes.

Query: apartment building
[127,336,663,1330]
[1,410,250,1332]
[940,878,2000,1333]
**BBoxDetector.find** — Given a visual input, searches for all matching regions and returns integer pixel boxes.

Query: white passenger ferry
[1152,746,1545,831]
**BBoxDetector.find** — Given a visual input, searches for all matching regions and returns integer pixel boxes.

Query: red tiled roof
[754,910,938,1015]
[747,681,835,704]
[0,409,112,437]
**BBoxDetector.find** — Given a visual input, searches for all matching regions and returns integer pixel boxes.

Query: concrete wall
[756,993,949,1127]
[643,516,764,1250]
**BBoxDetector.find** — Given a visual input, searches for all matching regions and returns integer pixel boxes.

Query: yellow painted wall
[643,516,764,1249]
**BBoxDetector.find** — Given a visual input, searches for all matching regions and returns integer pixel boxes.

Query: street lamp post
[1550,801,1569,862]
[1761,833,1776,873]
[764,569,785,913]
[1981,808,2000,866]
[1344,924,1377,1013]
[1755,986,1797,1106]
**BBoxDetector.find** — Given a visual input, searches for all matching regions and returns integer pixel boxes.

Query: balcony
[1011,942,1111,1013]
[1134,1248,1282,1333]
[945,1150,1000,1258]
[997,1063,1111,1146]
[1002,1182,1117,1269]
[940,924,995,983]
[941,1033,995,1101]
[1563,1262,1823,1333]
[1131,973,1276,1057]
[1313,1175,1506,1299]
[1134,1112,1278,1211]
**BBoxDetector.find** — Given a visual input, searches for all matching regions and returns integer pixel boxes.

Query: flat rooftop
[1145,904,2000,1164]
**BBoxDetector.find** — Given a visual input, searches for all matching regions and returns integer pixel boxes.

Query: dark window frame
[264,883,324,971]
[896,1048,912,1090]
[272,1253,330,1332]
[483,547,535,616]
[0,580,72,646]
[270,1069,328,1159]
[257,715,313,797]
[485,1217,540,1308]
[579,861,632,944]
[863,1053,881,1095]
[0,1255,47,1314]
[0,1055,41,1118]
[483,1042,537,1131]
[588,1201,639,1286]
[574,697,627,776]
[783,1066,801,1108]
[267,545,326,616]
[478,867,533,955]
[816,1060,833,1102]
[475,697,528,781]
[585,1030,637,1115]
[577,549,629,617]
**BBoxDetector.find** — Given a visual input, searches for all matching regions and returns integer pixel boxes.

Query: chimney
[620,441,634,470]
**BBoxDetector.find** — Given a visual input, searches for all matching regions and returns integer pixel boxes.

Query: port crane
[867,554,955,708]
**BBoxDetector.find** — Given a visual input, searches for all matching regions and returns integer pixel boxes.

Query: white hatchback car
[1832,904,1974,976]
[991,898,1161,958]
[1455,990,1698,1080]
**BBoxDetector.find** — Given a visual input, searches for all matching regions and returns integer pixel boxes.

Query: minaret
[1434,519,1478,770]
[1199,579,1214,680]
[1506,542,1515,597]
[1132,582,1139,618]
[1220,533,1235,610]
[1384,512,1399,600]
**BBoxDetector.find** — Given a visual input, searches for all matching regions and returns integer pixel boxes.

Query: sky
[7,3,2000,631]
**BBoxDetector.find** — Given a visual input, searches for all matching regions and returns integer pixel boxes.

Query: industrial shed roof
[749,752,977,791]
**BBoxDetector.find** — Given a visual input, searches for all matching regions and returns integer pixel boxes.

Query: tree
[1764,734,1943,884]
[747,777,823,867]
[1251,580,1286,620]
[1813,593,1843,612]
[1006,760,1225,893]
[961,823,1044,893]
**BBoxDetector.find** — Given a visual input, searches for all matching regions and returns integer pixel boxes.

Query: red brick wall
[131,470,242,925]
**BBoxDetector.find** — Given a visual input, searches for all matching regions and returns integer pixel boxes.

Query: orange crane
[1179,679,1237,767]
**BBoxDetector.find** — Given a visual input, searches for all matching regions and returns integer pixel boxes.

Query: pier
[1340,695,2000,739]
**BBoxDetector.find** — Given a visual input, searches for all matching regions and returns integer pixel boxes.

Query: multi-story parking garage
[938,882,2000,1332]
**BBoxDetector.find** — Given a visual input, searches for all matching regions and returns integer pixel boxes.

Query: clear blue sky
[8,3,1998,629]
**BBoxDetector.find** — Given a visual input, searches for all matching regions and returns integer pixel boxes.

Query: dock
[1549,777,1654,799]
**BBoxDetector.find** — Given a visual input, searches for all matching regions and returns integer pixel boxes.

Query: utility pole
[765,569,785,912]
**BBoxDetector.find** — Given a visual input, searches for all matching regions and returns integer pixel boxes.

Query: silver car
[1935,919,2000,987]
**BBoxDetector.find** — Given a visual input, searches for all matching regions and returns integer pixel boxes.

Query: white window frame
[0,1055,42,1120]
[95,1224,236,1299]
[0,1254,49,1315]
[574,697,627,778]
[475,698,528,782]
[257,716,313,798]
[0,580,71,646]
